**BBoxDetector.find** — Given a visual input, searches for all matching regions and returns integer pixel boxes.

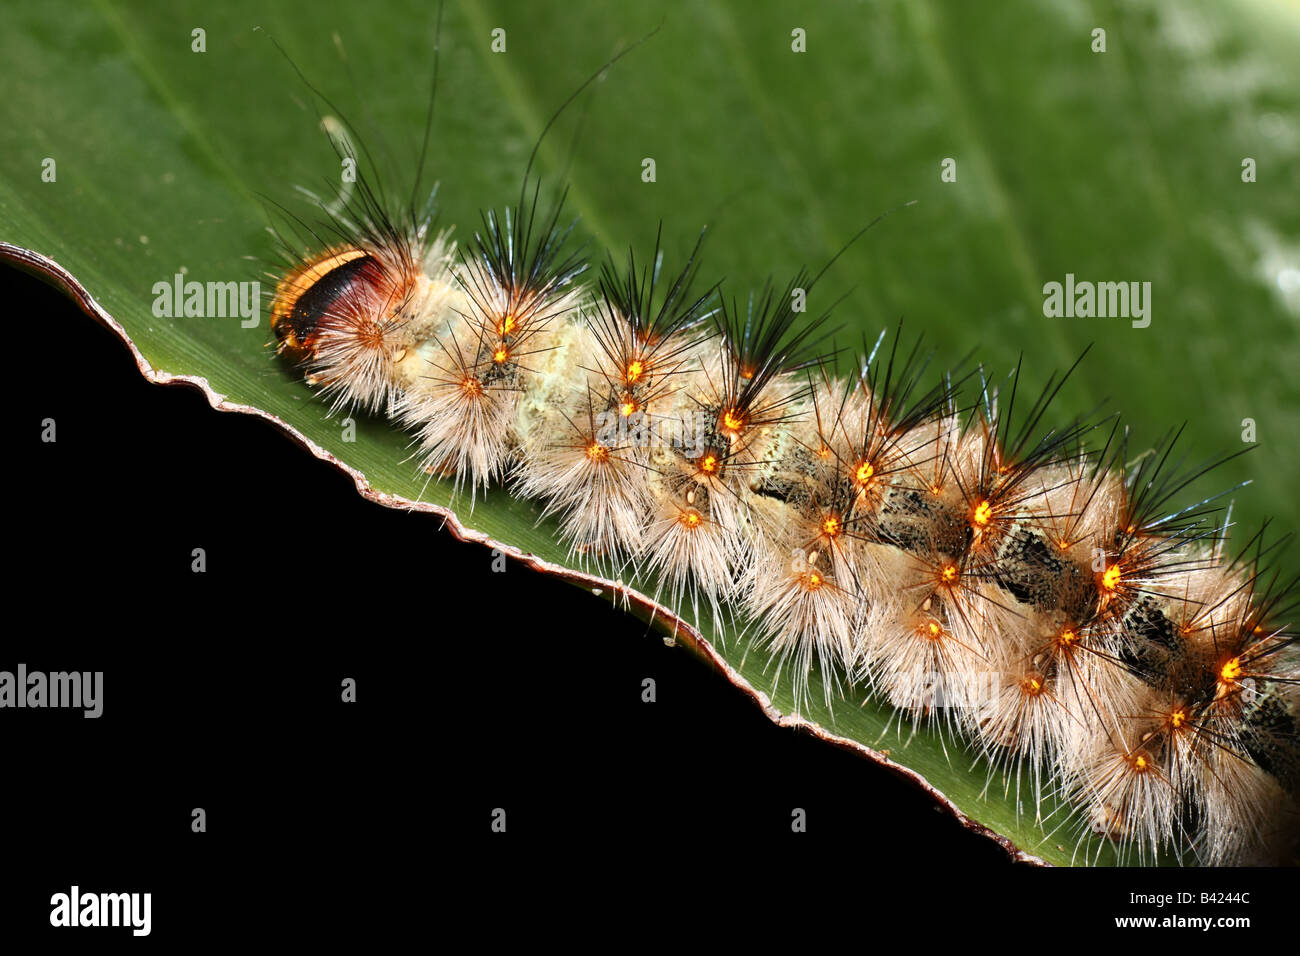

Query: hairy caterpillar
[261,14,1300,867]
[5,0,1295,872]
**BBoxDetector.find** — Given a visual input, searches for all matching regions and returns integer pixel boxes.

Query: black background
[3,262,1291,943]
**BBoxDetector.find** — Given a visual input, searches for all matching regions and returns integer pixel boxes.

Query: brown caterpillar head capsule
[269,243,427,413]
[271,244,420,356]
[272,248,376,357]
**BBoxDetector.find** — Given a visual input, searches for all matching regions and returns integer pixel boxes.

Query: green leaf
[4,0,1298,866]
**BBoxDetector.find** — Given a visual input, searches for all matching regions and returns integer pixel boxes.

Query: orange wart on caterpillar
[259,21,1298,867]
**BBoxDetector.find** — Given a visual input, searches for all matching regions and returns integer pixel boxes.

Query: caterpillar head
[270,243,428,413]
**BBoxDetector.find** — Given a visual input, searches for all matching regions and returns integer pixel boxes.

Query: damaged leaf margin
[6,239,1052,867]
